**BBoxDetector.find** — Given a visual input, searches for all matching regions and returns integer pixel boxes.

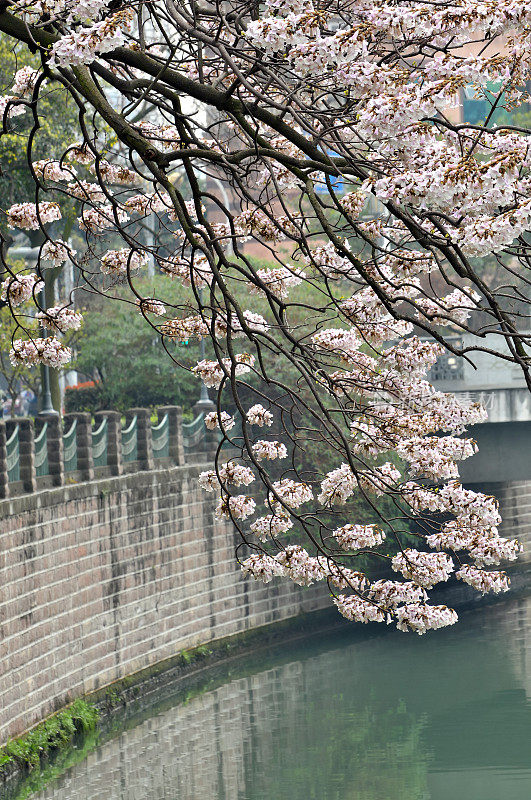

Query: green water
[15,597,531,800]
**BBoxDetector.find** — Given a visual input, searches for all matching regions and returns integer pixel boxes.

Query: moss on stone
[0,699,99,778]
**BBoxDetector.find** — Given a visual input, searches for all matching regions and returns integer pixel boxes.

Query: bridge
[429,334,531,557]
[429,333,531,484]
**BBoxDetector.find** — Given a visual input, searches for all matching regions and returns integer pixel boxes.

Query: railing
[63,419,78,473]
[92,418,108,468]
[151,413,169,459]
[182,413,206,452]
[121,415,138,463]
[34,422,49,478]
[6,424,20,483]
[0,404,213,499]
[427,331,530,390]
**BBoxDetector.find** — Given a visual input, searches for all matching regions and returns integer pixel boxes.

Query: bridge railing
[0,404,217,500]
[427,332,530,391]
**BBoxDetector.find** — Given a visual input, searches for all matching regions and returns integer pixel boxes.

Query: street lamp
[38,282,58,416]
[7,246,58,416]
[193,286,215,417]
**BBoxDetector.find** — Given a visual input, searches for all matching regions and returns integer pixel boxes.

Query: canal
[9,593,531,800]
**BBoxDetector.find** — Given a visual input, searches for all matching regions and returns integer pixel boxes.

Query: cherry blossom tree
[0,0,529,634]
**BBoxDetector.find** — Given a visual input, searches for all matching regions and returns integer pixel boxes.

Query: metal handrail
[63,419,78,472]
[152,413,169,457]
[122,415,137,436]
[92,418,108,467]
[6,424,20,482]
[34,422,49,476]
[182,413,206,449]
[34,423,47,446]
[6,424,18,448]
[121,415,138,461]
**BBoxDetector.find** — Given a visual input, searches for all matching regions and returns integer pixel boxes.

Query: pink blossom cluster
[455,564,510,594]
[251,440,288,461]
[137,298,166,316]
[212,310,269,337]
[318,463,357,506]
[0,95,26,120]
[215,494,257,521]
[240,553,286,583]
[36,305,83,333]
[426,520,521,567]
[78,205,129,232]
[395,435,478,480]
[191,354,255,388]
[33,159,75,183]
[1,274,44,306]
[333,595,390,625]
[125,191,171,215]
[12,66,39,97]
[322,563,369,591]
[160,316,209,342]
[101,249,149,275]
[158,255,213,287]
[246,404,273,427]
[368,580,428,608]
[199,462,255,492]
[10,337,72,368]
[134,121,181,151]
[357,463,402,497]
[91,161,139,186]
[415,287,482,326]
[391,549,455,589]
[68,180,106,203]
[395,604,459,635]
[311,327,361,359]
[6,202,61,230]
[332,524,386,550]
[233,208,298,242]
[204,410,235,432]
[249,266,305,299]
[269,478,313,508]
[249,512,293,540]
[65,142,94,165]
[41,240,75,266]
[276,545,324,586]
[49,10,134,67]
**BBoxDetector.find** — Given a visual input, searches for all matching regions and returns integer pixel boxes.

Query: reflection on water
[20,595,531,800]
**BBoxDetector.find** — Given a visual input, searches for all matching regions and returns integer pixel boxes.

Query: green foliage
[179,644,213,667]
[0,36,79,236]
[64,380,103,413]
[73,276,204,413]
[0,699,99,776]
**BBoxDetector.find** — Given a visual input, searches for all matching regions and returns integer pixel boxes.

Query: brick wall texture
[0,463,328,743]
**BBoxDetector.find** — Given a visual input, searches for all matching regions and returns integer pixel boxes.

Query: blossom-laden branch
[0,0,529,634]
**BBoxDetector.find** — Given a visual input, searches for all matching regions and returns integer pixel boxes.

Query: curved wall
[0,462,327,742]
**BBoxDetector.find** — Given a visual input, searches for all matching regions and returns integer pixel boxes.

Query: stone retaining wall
[0,463,327,743]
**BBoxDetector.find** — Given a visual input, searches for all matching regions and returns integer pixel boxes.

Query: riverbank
[3,572,529,800]
[0,607,342,797]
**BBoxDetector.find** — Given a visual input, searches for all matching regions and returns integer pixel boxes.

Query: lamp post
[38,283,57,416]
[193,287,215,417]
[7,246,58,416]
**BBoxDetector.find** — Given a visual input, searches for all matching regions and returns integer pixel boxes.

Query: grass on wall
[0,699,99,776]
